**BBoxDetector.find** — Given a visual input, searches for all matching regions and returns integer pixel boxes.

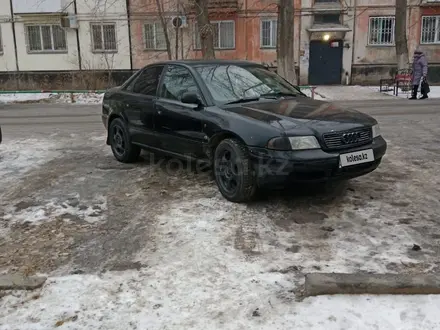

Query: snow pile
[0,93,53,104]
[54,93,104,104]
[0,93,104,104]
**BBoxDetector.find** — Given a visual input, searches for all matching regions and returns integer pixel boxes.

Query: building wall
[128,0,300,70]
[0,1,17,71]
[76,0,131,70]
[0,0,131,73]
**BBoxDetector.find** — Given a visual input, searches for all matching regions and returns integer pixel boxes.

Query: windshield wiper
[260,92,299,99]
[224,97,260,105]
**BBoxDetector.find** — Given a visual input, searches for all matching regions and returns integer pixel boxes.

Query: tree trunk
[195,0,215,59]
[155,0,172,60]
[277,0,297,85]
[395,0,409,70]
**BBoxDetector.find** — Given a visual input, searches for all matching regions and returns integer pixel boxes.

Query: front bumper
[249,136,387,187]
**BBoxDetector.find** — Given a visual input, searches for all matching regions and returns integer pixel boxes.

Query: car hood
[222,97,377,133]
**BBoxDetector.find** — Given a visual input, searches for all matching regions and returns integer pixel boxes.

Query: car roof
[143,59,265,68]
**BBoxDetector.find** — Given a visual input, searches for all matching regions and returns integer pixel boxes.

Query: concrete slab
[0,274,47,290]
[304,273,440,296]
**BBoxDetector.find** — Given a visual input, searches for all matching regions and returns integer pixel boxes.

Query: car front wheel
[214,138,257,203]
[109,118,140,163]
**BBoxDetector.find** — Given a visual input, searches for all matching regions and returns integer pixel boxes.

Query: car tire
[214,138,257,203]
[109,118,140,163]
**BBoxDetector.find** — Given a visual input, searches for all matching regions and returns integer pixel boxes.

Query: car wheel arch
[207,131,247,161]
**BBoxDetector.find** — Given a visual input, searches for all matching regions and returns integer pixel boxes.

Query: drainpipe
[125,0,133,70]
[73,0,82,70]
[9,0,19,89]
[350,0,357,85]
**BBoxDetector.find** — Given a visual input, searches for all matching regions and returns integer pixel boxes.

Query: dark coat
[412,51,428,85]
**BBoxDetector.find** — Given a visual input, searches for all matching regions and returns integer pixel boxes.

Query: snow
[1,273,440,329]
[0,93,53,103]
[0,93,104,104]
[0,139,60,186]
[2,194,108,225]
[371,85,440,99]
[309,85,397,101]
[2,194,440,329]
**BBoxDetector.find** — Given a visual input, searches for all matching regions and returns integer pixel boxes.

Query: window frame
[420,15,440,44]
[24,24,67,54]
[90,22,118,53]
[260,18,277,49]
[367,16,395,46]
[128,65,165,96]
[158,64,207,105]
[144,21,167,51]
[194,20,236,50]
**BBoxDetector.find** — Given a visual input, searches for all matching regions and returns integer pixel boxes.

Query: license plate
[339,149,374,167]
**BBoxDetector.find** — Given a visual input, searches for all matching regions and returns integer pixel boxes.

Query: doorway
[309,39,343,85]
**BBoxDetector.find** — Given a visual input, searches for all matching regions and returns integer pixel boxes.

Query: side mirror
[181,92,202,107]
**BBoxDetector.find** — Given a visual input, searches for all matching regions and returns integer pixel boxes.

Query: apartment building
[0,0,131,73]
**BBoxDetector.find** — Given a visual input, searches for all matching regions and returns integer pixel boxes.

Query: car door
[155,65,207,158]
[120,65,164,147]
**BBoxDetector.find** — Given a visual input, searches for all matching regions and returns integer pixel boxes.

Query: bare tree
[277,0,296,85]
[194,0,215,59]
[155,0,173,60]
[395,0,409,70]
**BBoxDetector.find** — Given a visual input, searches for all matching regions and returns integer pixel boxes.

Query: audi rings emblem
[341,131,361,144]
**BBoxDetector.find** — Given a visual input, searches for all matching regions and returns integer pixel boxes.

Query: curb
[304,273,440,296]
[0,274,47,290]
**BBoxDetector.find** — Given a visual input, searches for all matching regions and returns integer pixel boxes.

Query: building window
[314,14,341,24]
[368,16,395,45]
[91,23,117,52]
[421,16,440,44]
[25,25,67,53]
[261,19,277,48]
[194,20,235,49]
[144,22,166,50]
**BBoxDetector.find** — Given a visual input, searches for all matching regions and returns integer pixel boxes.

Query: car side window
[130,66,164,96]
[159,65,201,102]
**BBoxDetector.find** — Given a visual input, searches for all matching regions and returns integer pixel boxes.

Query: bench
[298,85,317,99]
[379,69,412,96]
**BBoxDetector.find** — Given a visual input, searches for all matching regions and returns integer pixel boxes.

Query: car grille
[322,127,372,150]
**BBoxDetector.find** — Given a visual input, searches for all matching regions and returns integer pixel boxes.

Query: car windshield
[194,64,303,104]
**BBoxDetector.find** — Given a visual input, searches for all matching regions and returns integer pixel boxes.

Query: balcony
[12,0,66,14]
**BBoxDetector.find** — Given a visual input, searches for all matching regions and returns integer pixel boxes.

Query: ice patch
[0,139,59,188]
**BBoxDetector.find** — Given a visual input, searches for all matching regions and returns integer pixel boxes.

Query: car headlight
[288,136,321,150]
[372,124,381,138]
[266,136,321,150]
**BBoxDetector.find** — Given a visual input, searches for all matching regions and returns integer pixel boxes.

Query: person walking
[410,47,429,100]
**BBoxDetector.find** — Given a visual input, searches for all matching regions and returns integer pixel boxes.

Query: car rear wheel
[109,118,140,163]
[214,138,257,203]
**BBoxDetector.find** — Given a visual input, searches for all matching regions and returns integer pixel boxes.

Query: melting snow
[1,195,440,329]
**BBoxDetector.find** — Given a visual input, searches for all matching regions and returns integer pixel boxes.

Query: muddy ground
[1,100,440,282]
